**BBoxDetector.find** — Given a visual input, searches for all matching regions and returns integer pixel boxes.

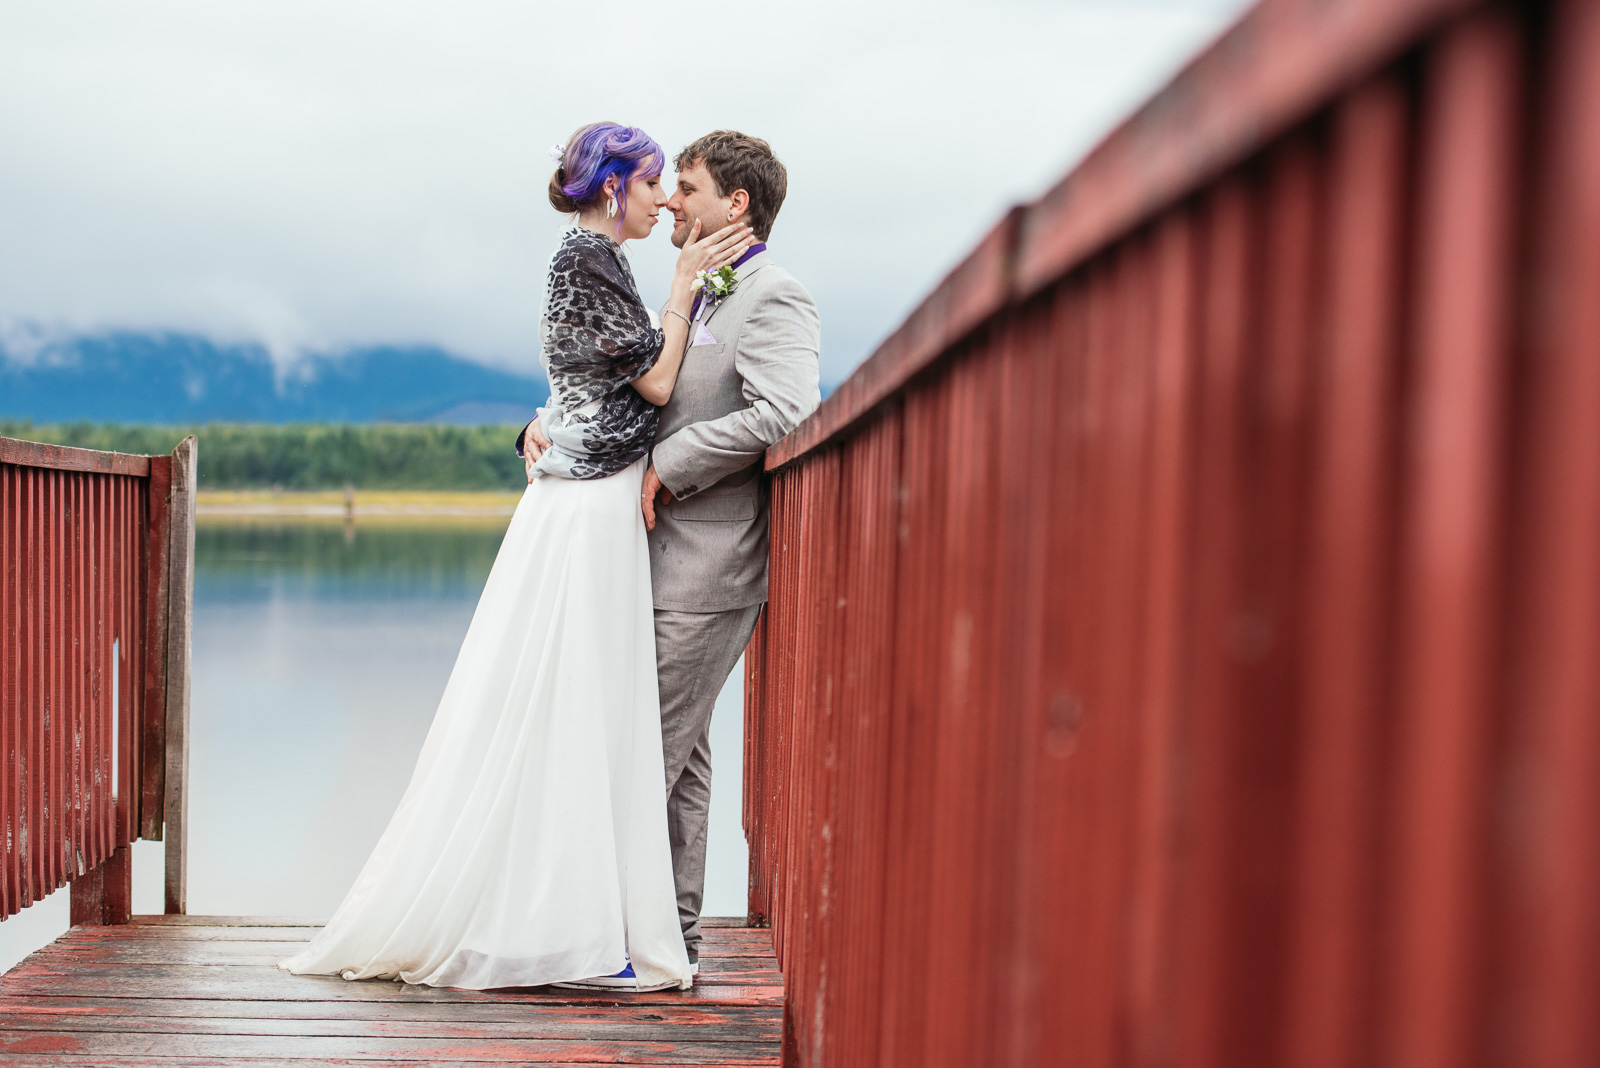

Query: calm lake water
[0,517,749,971]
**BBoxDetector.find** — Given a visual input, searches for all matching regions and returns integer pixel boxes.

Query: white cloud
[0,0,1251,383]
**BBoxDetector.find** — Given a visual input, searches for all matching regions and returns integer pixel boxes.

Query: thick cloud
[0,0,1249,383]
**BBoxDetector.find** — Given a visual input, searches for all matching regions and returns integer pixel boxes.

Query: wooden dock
[0,916,782,1066]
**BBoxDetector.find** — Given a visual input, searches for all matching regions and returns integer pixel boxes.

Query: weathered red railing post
[1,433,195,928]
[68,844,132,926]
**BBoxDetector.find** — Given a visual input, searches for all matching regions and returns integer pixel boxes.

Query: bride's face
[615,169,668,242]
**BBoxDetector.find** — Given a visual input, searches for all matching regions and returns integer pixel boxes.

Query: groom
[527,130,821,968]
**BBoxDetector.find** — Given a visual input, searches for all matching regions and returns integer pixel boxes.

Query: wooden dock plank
[0,997,777,1029]
[0,1011,778,1042]
[29,942,784,973]
[122,916,317,928]
[0,1060,713,1068]
[58,926,323,942]
[1,973,784,1006]
[78,927,767,947]
[3,961,782,994]
[0,1032,778,1063]
[120,916,754,928]
[0,917,784,1066]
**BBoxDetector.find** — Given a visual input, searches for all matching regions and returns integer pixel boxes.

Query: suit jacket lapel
[701,249,772,332]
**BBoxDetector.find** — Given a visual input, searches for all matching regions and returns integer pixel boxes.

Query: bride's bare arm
[631,305,692,407]
[630,221,755,406]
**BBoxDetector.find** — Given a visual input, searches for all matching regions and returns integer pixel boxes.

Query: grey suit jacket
[649,249,821,611]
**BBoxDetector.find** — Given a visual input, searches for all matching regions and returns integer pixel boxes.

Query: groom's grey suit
[650,247,820,956]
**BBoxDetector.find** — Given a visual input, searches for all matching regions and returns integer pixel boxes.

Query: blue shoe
[552,957,682,992]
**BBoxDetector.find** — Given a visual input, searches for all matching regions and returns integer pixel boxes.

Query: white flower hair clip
[548,143,566,162]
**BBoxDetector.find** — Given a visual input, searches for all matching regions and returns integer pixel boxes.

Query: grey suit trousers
[655,603,763,957]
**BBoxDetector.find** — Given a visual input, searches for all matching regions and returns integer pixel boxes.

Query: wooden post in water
[162,436,196,915]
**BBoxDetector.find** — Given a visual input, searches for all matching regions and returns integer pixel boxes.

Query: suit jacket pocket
[669,492,758,522]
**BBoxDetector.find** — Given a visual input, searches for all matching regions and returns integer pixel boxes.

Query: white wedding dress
[279,456,692,990]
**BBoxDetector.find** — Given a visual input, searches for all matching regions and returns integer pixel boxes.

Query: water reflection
[188,520,749,920]
[195,522,508,599]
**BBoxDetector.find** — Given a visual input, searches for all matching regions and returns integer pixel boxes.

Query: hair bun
[547,168,578,213]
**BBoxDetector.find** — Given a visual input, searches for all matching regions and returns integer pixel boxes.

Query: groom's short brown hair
[675,131,788,241]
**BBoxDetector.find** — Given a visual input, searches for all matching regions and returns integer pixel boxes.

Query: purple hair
[548,122,664,224]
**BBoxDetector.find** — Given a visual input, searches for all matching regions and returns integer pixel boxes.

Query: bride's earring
[607,195,618,219]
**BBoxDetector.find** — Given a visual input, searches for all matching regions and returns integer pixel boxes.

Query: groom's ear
[727,187,750,223]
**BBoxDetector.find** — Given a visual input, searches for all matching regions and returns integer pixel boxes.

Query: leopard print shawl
[531,227,664,480]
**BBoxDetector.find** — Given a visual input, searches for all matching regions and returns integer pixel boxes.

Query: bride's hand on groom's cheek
[707,224,757,269]
[676,222,756,279]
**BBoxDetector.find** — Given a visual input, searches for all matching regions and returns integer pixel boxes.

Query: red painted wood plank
[138,458,170,842]
[1,974,783,1010]
[0,1020,774,1050]
[1279,72,1408,1068]
[1,464,16,918]
[0,1059,448,1067]
[129,915,325,925]
[25,944,781,981]
[51,929,773,955]
[1114,208,1197,1068]
[0,1030,779,1063]
[0,1060,718,1068]
[0,438,151,479]
[0,1007,778,1038]
[1498,3,1600,1065]
[0,991,774,1023]
[1384,12,1523,1068]
[0,996,778,1027]
[61,926,317,942]
[120,915,752,928]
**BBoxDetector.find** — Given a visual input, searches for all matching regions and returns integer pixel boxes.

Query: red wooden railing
[746,0,1600,1064]
[1,435,196,924]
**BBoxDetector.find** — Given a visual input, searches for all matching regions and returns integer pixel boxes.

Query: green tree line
[1,421,529,491]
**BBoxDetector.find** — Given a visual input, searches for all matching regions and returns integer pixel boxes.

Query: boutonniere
[695,265,738,302]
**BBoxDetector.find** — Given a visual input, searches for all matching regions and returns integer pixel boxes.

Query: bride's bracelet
[664,308,691,328]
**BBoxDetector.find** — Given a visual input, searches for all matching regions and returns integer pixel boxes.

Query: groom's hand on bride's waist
[641,464,673,531]
[521,417,551,482]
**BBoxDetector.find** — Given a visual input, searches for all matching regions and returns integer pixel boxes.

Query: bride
[280,122,754,992]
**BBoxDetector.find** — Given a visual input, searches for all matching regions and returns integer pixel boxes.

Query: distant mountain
[0,332,548,424]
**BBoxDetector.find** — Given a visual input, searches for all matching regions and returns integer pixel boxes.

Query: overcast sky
[0,0,1252,384]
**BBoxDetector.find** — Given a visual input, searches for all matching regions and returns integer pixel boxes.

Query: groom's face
[667,161,732,249]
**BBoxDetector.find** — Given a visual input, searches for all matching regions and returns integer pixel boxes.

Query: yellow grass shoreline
[197,489,524,524]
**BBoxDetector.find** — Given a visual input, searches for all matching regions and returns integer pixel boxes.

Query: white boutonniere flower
[694,265,738,302]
